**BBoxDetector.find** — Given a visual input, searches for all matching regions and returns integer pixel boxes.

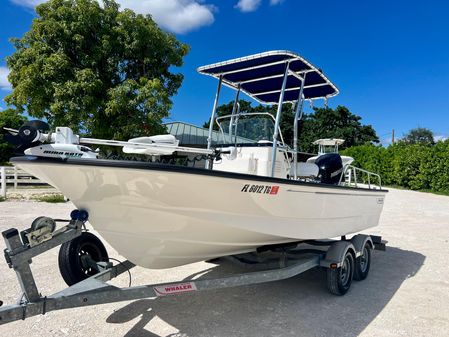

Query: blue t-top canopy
[197,50,339,104]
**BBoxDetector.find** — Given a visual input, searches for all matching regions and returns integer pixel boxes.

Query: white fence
[0,166,46,198]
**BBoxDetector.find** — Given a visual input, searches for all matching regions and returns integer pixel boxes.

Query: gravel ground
[0,188,448,336]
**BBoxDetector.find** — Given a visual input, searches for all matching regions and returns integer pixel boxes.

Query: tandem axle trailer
[0,210,385,325]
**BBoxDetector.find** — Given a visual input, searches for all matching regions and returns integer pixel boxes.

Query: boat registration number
[241,184,279,195]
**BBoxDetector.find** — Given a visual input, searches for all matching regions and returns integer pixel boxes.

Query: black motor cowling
[315,153,343,185]
[4,120,49,154]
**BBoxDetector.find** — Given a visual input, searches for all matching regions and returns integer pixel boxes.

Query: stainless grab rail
[340,165,382,189]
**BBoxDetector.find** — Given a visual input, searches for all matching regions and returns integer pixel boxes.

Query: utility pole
[392,129,395,144]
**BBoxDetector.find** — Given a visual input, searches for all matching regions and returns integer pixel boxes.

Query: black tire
[354,243,371,281]
[58,232,108,286]
[326,251,354,296]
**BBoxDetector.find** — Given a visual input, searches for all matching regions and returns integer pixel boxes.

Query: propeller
[4,120,50,154]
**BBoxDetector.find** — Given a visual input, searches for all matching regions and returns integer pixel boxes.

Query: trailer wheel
[326,251,354,295]
[354,243,371,281]
[58,232,109,286]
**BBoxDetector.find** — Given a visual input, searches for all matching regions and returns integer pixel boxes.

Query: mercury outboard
[315,153,343,185]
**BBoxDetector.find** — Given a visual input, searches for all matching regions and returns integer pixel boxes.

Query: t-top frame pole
[293,72,307,179]
[229,84,241,142]
[271,61,290,177]
[206,75,223,169]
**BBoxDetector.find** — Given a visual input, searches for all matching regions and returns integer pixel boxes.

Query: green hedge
[341,140,449,193]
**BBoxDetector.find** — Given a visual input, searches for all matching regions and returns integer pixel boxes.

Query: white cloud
[434,135,448,142]
[235,0,261,12]
[381,137,392,146]
[0,67,11,91]
[118,0,215,34]
[10,0,44,7]
[270,0,284,5]
[9,0,215,34]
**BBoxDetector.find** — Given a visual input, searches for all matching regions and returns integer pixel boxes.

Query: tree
[203,101,378,153]
[5,0,189,140]
[202,100,259,129]
[298,106,379,152]
[403,127,434,145]
[0,109,27,164]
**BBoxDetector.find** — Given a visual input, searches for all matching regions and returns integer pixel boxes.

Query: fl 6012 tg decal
[241,184,280,195]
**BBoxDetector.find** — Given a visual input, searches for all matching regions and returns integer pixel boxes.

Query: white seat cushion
[292,162,319,178]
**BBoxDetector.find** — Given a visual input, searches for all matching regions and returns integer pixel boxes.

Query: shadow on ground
[107,246,424,337]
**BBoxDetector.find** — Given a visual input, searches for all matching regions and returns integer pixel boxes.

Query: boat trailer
[0,211,386,325]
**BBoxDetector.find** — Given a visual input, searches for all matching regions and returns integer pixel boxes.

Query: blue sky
[1,0,448,143]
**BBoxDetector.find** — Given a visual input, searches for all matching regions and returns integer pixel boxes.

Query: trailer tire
[354,242,371,281]
[326,251,354,295]
[58,232,109,286]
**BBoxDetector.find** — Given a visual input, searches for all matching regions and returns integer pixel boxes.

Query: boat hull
[12,157,387,269]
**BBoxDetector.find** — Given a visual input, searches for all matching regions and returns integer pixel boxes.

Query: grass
[0,196,5,202]
[34,194,67,203]
[16,185,53,189]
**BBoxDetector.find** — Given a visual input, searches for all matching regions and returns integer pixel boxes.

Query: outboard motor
[315,153,343,185]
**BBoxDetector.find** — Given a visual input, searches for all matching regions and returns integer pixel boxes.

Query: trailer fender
[320,241,356,268]
[350,234,373,257]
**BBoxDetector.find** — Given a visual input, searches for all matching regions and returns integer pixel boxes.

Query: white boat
[8,51,387,269]
[307,138,355,167]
